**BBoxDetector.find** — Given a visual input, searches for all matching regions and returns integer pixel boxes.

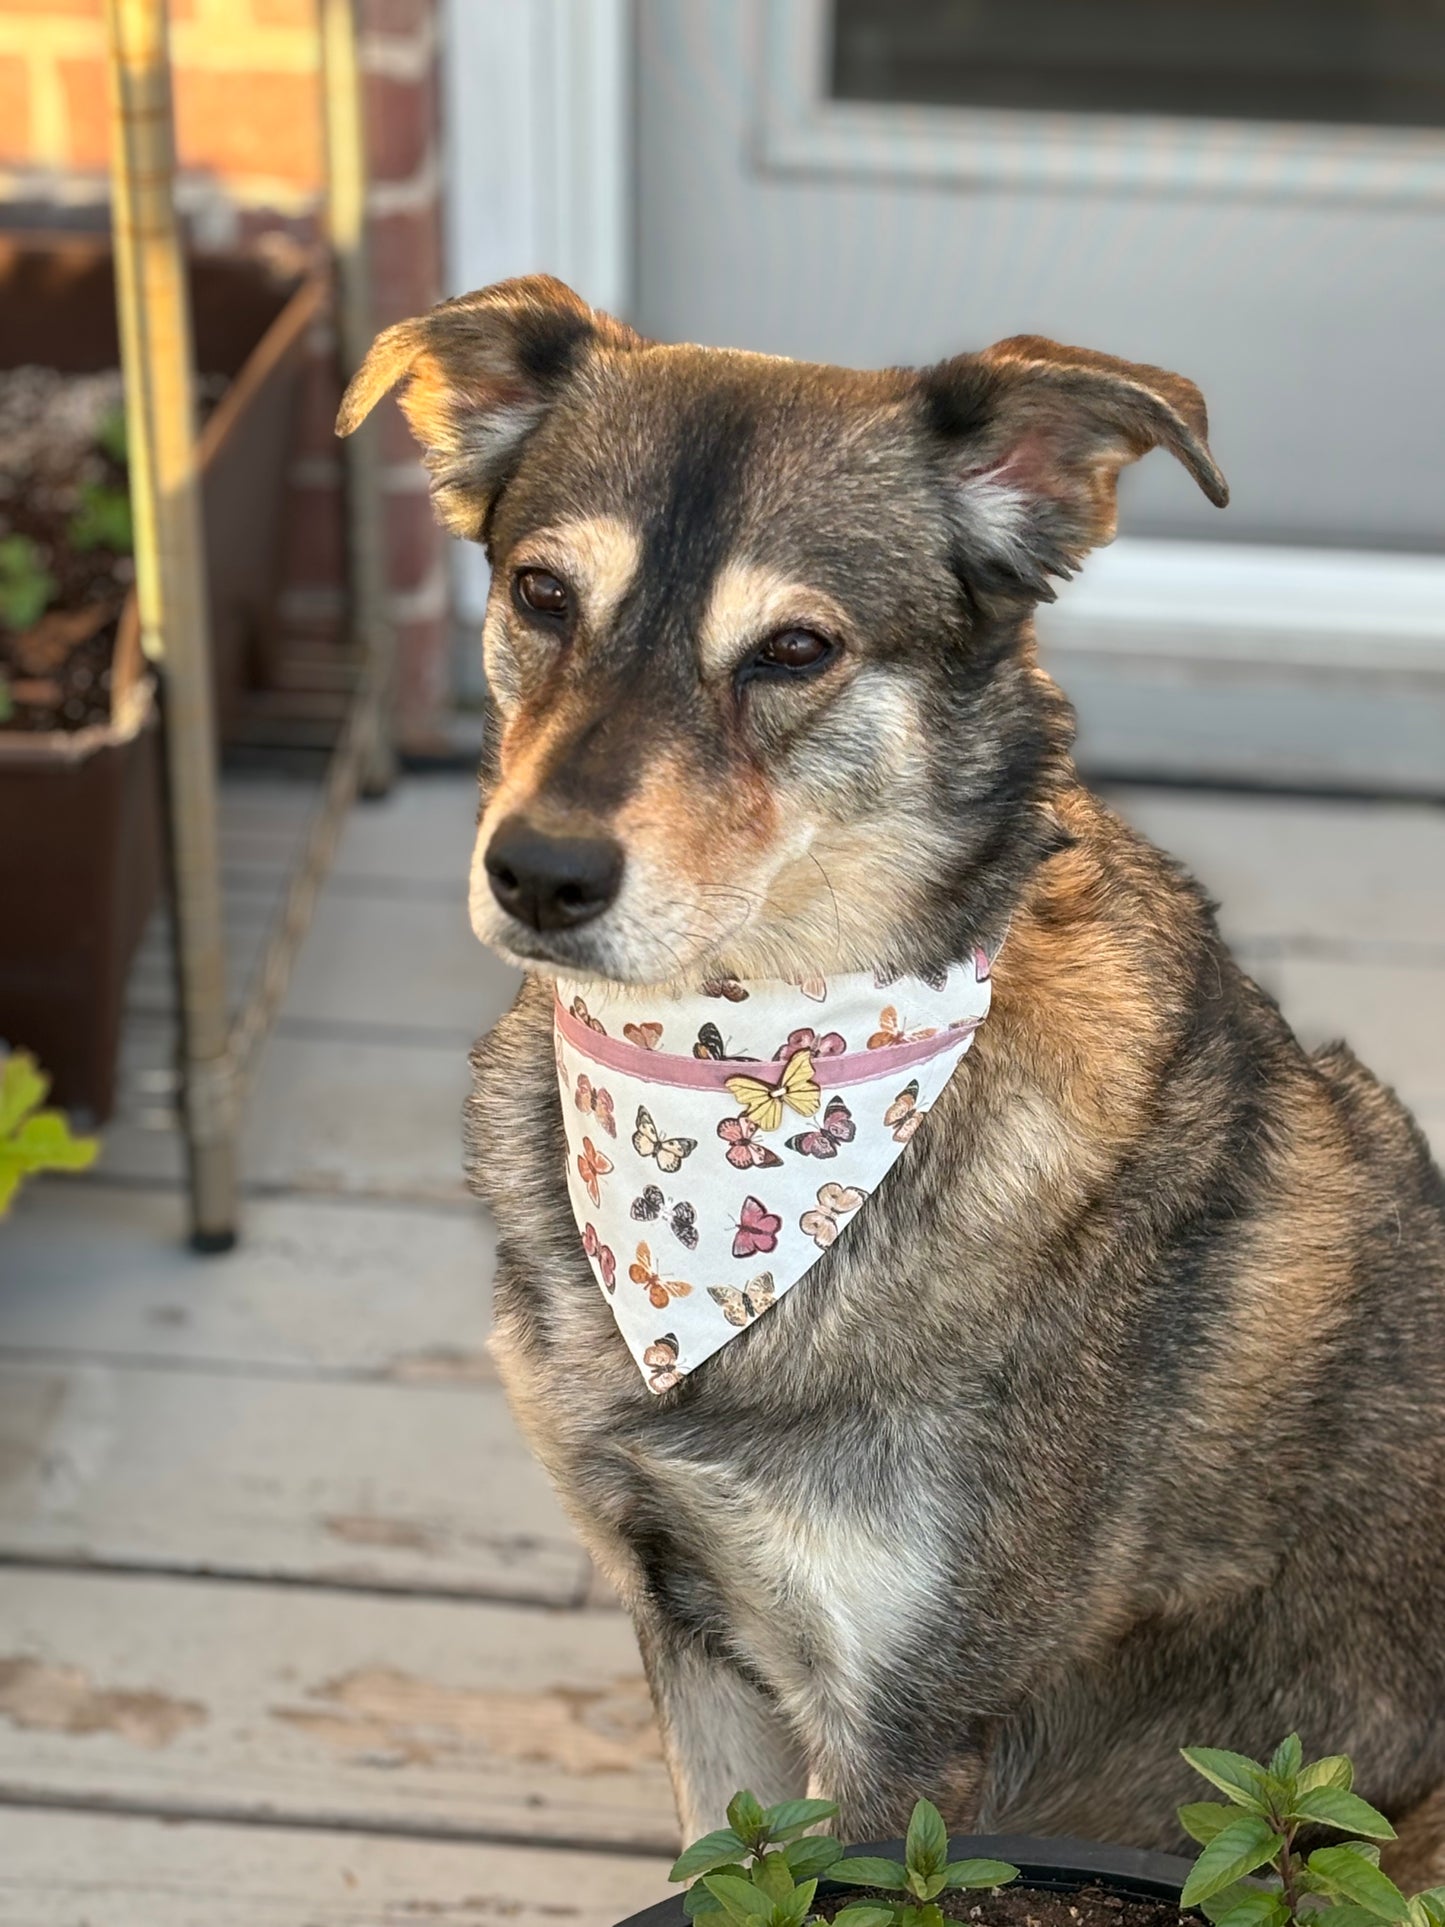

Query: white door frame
[441,0,632,631]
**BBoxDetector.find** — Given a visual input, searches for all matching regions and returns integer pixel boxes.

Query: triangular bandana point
[555,957,993,1392]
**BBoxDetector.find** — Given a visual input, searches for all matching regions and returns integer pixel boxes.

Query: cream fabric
[554,954,993,1391]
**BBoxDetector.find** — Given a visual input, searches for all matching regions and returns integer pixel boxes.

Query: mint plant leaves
[1180,1741,1413,1927]
[673,1793,1015,1927]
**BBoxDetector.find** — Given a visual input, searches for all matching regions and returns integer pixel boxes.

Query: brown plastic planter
[0,631,159,1123]
[0,233,327,1119]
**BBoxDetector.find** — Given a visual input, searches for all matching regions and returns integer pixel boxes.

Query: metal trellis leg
[105,0,238,1250]
[321,0,396,799]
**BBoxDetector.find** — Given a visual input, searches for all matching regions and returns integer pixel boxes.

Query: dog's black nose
[484,816,623,932]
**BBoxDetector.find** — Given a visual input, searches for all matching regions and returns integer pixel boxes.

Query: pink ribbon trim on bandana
[554,995,979,1089]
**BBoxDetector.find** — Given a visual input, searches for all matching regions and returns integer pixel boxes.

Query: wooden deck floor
[2,771,1442,1924]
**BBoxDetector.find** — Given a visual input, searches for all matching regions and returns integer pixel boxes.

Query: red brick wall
[0,0,452,749]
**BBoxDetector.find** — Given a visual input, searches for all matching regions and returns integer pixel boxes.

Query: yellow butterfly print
[725,1047,821,1133]
[633,1105,698,1173]
[708,1272,777,1328]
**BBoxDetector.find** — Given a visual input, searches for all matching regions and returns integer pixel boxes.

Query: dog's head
[339,276,1226,986]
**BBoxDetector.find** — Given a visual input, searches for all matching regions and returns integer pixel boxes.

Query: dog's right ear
[336,274,644,540]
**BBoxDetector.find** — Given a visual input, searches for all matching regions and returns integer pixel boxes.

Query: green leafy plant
[96,401,129,466]
[68,480,134,555]
[0,1049,99,1215]
[671,1792,846,1927]
[830,1800,1018,1927]
[0,671,12,724]
[0,533,57,631]
[1179,1738,1445,1927]
[669,1792,1017,1927]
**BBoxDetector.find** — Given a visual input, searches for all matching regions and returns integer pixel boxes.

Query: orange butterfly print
[883,1079,924,1143]
[576,1135,613,1208]
[866,1005,939,1050]
[623,1020,663,1049]
[570,996,606,1034]
[629,1241,693,1310]
[574,1073,616,1136]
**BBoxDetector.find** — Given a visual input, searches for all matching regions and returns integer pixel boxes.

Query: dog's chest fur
[467,959,1155,1736]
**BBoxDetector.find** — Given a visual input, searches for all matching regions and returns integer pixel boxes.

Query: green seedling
[0,533,56,631]
[830,1799,1018,1927]
[68,480,133,555]
[0,1050,99,1215]
[96,401,129,466]
[671,1791,845,1927]
[1179,1738,1445,1927]
[670,1792,1017,1927]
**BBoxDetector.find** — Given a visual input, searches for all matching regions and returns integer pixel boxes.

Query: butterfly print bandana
[554,954,994,1392]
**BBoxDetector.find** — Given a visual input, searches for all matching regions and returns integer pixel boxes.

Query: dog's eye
[743,628,836,681]
[514,568,570,620]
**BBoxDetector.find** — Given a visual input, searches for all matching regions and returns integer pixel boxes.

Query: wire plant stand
[104,0,394,1249]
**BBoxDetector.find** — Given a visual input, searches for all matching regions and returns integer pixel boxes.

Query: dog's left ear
[920,334,1228,600]
[336,273,645,539]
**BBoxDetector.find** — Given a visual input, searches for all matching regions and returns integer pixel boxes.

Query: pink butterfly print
[973,946,992,982]
[582,1222,616,1292]
[800,1182,866,1249]
[574,1073,616,1137]
[785,971,828,1003]
[772,1025,845,1061]
[643,1333,683,1393]
[786,1095,856,1160]
[717,1115,783,1170]
[883,1079,923,1143]
[732,1194,782,1260]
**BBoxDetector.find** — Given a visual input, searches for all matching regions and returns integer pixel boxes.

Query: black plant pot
[615,1834,1195,1927]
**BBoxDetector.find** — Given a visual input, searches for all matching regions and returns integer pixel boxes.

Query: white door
[628,0,1445,791]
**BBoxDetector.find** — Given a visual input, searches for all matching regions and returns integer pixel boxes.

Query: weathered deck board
[0,1187,496,1383]
[97,1020,482,1200]
[0,1569,670,1849]
[1113,788,1445,952]
[0,1358,585,1603]
[0,1810,672,1927]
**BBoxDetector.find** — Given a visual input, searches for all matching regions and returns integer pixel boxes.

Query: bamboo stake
[320,0,396,796]
[105,0,237,1249]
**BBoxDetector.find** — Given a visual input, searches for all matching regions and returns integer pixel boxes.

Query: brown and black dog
[339,278,1445,1869]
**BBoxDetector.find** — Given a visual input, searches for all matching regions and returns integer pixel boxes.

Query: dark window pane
[830,0,1445,130]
